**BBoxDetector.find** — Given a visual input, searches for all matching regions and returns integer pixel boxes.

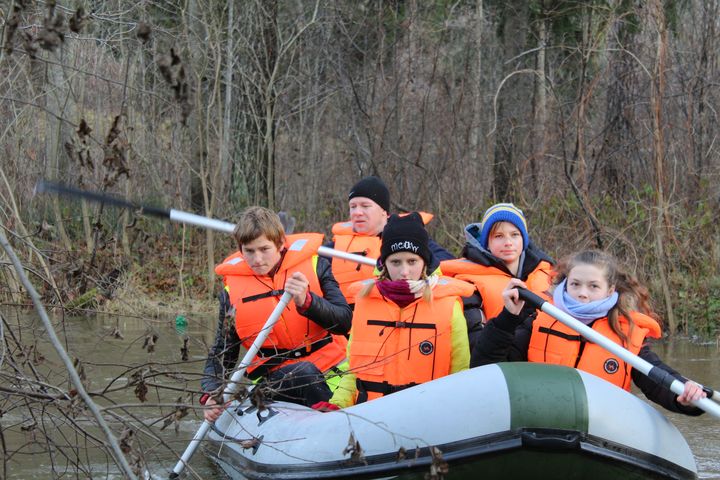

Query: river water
[1,310,718,479]
[649,340,720,479]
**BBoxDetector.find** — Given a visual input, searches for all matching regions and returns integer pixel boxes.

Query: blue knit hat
[478,203,529,251]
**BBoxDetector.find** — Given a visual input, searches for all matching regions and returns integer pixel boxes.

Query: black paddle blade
[34,180,170,219]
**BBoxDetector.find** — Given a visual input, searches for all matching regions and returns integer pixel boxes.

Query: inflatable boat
[205,363,697,479]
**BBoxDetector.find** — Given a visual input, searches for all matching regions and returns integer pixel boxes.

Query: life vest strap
[367,319,435,330]
[248,335,334,380]
[539,326,584,342]
[258,335,333,360]
[242,289,285,303]
[349,250,368,271]
[355,379,418,404]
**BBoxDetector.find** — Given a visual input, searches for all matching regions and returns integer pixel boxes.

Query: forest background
[2,1,720,477]
[3,0,720,338]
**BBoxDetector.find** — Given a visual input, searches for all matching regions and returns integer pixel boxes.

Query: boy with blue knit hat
[440,203,554,348]
[476,203,529,254]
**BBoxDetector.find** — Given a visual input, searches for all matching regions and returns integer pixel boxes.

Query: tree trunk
[530,6,547,198]
[220,1,235,200]
[599,14,640,196]
[186,0,206,213]
[649,0,676,334]
[687,0,717,206]
[469,0,484,166]
[45,49,74,252]
[262,0,279,209]
[204,0,236,296]
[563,5,604,249]
[492,0,529,201]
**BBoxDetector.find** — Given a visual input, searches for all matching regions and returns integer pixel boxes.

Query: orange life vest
[347,276,474,403]
[440,259,553,321]
[331,212,434,302]
[527,310,662,390]
[330,223,380,302]
[215,233,347,379]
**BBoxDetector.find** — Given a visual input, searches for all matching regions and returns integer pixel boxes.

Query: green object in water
[175,315,187,334]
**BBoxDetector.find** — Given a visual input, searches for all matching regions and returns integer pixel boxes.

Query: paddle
[516,288,720,418]
[169,291,293,478]
[34,180,376,267]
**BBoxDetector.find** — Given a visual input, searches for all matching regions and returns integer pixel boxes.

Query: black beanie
[380,213,432,268]
[348,176,390,213]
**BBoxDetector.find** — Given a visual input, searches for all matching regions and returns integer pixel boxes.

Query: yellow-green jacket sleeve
[329,336,357,408]
[450,300,470,373]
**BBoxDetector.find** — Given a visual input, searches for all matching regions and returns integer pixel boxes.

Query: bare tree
[648,0,676,333]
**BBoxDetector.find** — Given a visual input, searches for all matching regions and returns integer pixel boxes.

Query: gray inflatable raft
[206,363,697,480]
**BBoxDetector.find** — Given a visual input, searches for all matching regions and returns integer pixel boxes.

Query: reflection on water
[2,309,718,479]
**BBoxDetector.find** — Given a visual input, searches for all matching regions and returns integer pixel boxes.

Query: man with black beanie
[326,176,453,305]
[348,176,391,217]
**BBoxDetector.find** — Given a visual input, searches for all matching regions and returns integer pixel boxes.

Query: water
[2,310,718,479]
[0,309,225,479]
[649,340,720,479]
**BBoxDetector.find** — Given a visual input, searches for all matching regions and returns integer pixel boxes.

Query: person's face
[385,251,425,281]
[349,197,388,235]
[240,235,283,276]
[487,222,523,265]
[565,263,615,303]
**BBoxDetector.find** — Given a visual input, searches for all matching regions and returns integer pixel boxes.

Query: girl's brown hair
[552,250,660,345]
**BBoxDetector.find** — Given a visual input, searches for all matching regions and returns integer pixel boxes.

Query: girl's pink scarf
[375,276,438,308]
[376,279,417,308]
